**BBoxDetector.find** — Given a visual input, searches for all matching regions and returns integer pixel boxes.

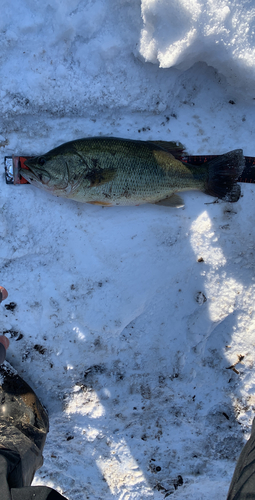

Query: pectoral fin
[85,168,116,187]
[155,193,184,207]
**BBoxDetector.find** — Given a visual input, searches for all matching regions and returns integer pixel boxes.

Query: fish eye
[38,157,46,166]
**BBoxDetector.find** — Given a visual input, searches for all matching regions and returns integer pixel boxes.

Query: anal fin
[154,193,184,207]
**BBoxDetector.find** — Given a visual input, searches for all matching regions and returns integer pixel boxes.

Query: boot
[0,362,67,499]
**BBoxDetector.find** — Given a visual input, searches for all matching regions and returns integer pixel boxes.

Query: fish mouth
[20,167,38,184]
[21,161,71,194]
[21,163,51,186]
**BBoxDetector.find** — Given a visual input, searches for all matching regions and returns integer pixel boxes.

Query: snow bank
[139,0,255,91]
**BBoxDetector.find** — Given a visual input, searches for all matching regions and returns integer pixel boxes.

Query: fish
[22,137,244,207]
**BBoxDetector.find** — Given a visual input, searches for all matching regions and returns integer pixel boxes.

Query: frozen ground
[1,1,255,499]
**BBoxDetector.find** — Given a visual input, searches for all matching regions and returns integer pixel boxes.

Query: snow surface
[1,1,255,499]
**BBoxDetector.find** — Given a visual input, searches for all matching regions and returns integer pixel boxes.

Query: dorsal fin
[148,141,186,159]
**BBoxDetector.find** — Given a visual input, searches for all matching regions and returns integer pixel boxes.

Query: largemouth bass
[22,137,244,206]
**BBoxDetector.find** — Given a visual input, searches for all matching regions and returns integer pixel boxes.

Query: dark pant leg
[0,452,15,500]
[11,486,67,500]
[0,448,66,500]
[227,417,255,499]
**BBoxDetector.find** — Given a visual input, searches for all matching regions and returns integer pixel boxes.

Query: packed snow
[1,1,255,499]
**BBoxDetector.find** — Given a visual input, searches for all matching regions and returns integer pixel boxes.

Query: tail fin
[205,149,244,202]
